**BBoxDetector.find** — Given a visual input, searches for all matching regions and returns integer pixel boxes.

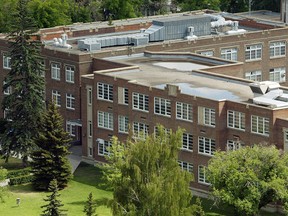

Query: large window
[198,165,210,185]
[118,87,129,105]
[97,82,113,101]
[198,107,215,127]
[133,92,149,112]
[245,44,262,61]
[133,122,149,138]
[251,115,269,136]
[51,63,60,80]
[270,41,286,58]
[227,110,245,130]
[66,122,76,137]
[198,136,215,156]
[65,65,75,83]
[154,97,171,117]
[227,140,242,151]
[178,161,193,173]
[3,55,11,69]
[118,115,129,134]
[245,70,262,81]
[269,67,286,83]
[98,139,111,156]
[66,93,75,110]
[98,111,113,130]
[52,90,61,107]
[182,133,193,151]
[176,102,192,122]
[221,47,237,61]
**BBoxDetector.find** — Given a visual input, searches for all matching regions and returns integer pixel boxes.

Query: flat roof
[102,54,254,102]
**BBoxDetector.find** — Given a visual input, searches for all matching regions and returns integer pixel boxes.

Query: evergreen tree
[1,0,45,166]
[102,126,193,216]
[83,192,97,216]
[31,103,72,191]
[41,179,66,216]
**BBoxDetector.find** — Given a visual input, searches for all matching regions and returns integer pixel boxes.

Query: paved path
[68,145,82,173]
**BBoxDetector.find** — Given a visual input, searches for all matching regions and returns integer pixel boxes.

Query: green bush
[9,174,35,186]
[7,168,31,178]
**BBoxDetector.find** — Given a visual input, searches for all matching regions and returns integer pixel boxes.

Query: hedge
[7,168,31,179]
[9,174,35,186]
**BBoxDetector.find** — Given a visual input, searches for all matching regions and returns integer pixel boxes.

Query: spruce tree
[31,103,72,191]
[41,179,66,216]
[1,0,45,166]
[83,192,97,216]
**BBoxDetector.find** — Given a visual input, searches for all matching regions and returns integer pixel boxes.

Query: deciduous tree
[207,145,288,215]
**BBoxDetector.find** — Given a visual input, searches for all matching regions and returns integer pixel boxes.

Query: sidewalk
[68,145,82,173]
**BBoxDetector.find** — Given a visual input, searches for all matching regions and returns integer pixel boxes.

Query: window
[251,115,269,136]
[118,87,129,105]
[40,59,45,77]
[133,122,149,138]
[66,93,75,110]
[88,87,92,105]
[178,161,193,173]
[182,133,193,151]
[154,97,171,117]
[66,122,76,137]
[198,107,215,127]
[133,92,149,112]
[97,82,113,101]
[98,111,113,130]
[198,50,213,56]
[3,81,11,95]
[98,139,111,156]
[245,44,262,61]
[154,126,170,137]
[52,90,61,107]
[118,115,129,134]
[221,48,237,61]
[88,147,93,157]
[198,165,210,185]
[176,102,192,122]
[227,140,242,151]
[51,63,60,80]
[3,108,11,121]
[270,41,286,58]
[269,67,286,83]
[227,110,245,130]
[3,55,11,69]
[245,71,262,81]
[65,65,75,83]
[198,136,215,156]
[88,120,92,137]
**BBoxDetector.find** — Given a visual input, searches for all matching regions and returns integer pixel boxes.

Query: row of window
[178,162,209,185]
[245,67,286,83]
[52,90,75,109]
[198,41,286,61]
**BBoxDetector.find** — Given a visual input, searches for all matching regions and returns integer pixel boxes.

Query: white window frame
[118,87,129,105]
[97,82,113,102]
[154,97,171,117]
[245,70,262,81]
[178,161,193,173]
[182,133,193,151]
[245,44,262,61]
[133,122,149,138]
[270,41,286,58]
[66,93,75,110]
[3,55,11,69]
[52,90,61,107]
[65,65,75,83]
[118,115,129,134]
[226,140,242,151]
[3,81,11,95]
[97,111,113,130]
[269,67,286,83]
[198,50,213,56]
[198,107,215,127]
[66,122,76,137]
[133,92,149,112]
[198,136,215,156]
[88,147,93,157]
[176,102,192,122]
[227,110,245,131]
[51,63,60,80]
[251,115,269,136]
[98,139,111,156]
[198,165,210,185]
[221,47,237,61]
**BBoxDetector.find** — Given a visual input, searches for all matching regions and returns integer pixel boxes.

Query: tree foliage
[30,103,72,191]
[207,145,288,216]
[1,0,45,166]
[83,192,97,216]
[102,126,193,216]
[41,179,67,216]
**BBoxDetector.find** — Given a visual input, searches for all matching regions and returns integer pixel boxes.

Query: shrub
[7,167,31,178]
[9,174,35,186]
